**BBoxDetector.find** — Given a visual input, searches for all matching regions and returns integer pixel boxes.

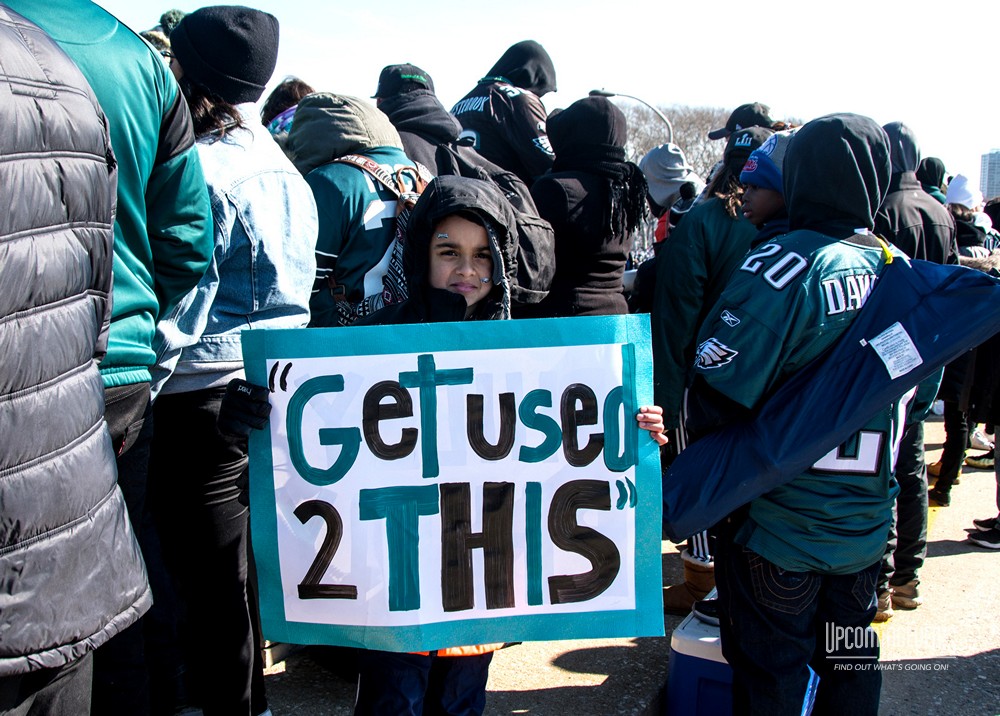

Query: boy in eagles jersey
[684,114,909,715]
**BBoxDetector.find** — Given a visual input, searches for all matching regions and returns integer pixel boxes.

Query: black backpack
[434,142,555,307]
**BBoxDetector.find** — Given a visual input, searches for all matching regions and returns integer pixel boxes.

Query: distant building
[982,150,1000,200]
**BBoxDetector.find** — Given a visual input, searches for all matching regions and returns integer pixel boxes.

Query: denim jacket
[152,106,318,398]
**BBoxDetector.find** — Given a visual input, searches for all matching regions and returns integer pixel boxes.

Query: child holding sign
[349,172,520,716]
[221,174,666,715]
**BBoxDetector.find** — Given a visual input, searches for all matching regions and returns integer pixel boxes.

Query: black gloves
[218,378,272,438]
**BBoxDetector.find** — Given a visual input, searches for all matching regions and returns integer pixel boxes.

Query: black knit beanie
[170,5,279,104]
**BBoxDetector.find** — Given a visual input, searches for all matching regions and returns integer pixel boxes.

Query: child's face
[428,215,494,316]
[742,184,785,228]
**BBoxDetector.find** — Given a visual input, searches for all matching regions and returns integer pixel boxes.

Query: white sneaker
[971,428,995,452]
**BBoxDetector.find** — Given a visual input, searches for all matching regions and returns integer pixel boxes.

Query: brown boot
[663,550,715,614]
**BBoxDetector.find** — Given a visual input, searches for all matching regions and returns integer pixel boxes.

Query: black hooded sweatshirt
[355,174,518,326]
[451,40,556,185]
[379,88,537,204]
[785,114,890,236]
[873,121,958,264]
[916,156,948,204]
[379,89,468,174]
[955,214,989,256]
[525,96,647,318]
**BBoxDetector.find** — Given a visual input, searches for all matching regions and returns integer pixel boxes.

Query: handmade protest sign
[242,314,663,652]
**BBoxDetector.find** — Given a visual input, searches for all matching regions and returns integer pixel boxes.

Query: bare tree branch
[619,103,730,260]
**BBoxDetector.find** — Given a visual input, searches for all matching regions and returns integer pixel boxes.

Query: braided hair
[548,97,648,239]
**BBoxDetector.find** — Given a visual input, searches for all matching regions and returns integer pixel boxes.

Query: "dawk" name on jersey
[821,272,877,316]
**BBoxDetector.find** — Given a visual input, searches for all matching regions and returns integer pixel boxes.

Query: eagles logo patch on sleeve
[695,337,738,369]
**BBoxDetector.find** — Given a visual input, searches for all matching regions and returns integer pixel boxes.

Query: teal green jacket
[651,197,758,428]
[10,0,214,388]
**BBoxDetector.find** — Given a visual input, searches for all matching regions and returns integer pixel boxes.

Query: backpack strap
[333,154,432,201]
[334,154,403,196]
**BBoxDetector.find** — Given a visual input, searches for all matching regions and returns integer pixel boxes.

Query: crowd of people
[2,2,999,716]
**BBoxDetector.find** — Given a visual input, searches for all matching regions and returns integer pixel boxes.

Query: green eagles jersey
[694,230,908,574]
[305,146,417,328]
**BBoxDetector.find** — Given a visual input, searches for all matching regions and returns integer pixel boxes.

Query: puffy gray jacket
[0,6,150,676]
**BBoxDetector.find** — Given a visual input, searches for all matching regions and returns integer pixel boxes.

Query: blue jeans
[715,535,882,716]
[354,650,493,716]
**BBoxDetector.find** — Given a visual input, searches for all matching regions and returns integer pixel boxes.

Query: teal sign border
[243,315,663,651]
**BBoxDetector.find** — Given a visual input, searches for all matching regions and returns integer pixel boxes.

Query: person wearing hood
[373,62,466,174]
[286,92,426,328]
[522,96,647,318]
[923,175,994,512]
[347,175,516,715]
[356,174,519,326]
[874,121,958,265]
[349,174,663,713]
[375,62,559,313]
[685,113,905,714]
[871,121,957,622]
[739,129,796,247]
[216,174,669,714]
[630,143,704,315]
[916,156,948,204]
[150,7,318,714]
[639,142,705,244]
[451,40,556,185]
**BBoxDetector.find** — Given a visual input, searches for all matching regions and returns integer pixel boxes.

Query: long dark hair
[178,76,244,139]
[705,165,744,219]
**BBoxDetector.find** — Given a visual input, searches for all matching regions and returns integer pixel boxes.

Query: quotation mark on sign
[615,478,637,510]
[268,361,293,392]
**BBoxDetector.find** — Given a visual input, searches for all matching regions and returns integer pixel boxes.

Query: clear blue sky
[96,0,997,192]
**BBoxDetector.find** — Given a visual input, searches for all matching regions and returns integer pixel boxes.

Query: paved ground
[261,414,1000,715]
